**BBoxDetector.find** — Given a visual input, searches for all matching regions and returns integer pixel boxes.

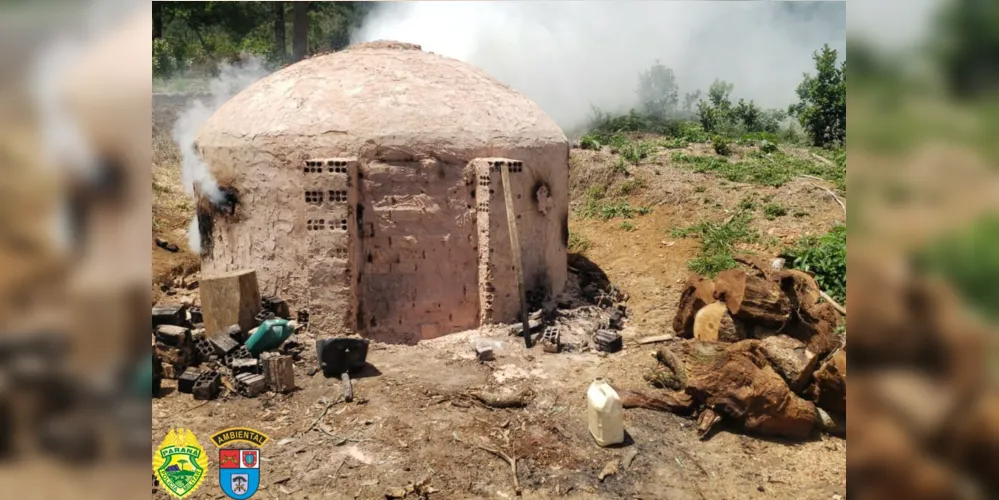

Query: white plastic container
[587,377,624,446]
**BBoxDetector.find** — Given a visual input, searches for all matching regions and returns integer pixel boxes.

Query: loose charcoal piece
[209,334,239,356]
[608,309,625,330]
[594,330,623,353]
[154,325,189,348]
[177,368,203,394]
[152,304,188,329]
[297,309,309,325]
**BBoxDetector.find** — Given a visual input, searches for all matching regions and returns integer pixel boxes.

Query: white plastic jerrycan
[587,377,624,446]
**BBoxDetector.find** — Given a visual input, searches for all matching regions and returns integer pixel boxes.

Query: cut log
[693,302,741,342]
[806,348,846,414]
[686,340,817,440]
[760,335,820,393]
[715,271,790,327]
[200,269,262,337]
[672,276,716,338]
[261,353,296,394]
[615,387,694,414]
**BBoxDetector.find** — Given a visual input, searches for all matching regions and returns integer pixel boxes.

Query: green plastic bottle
[245,319,293,355]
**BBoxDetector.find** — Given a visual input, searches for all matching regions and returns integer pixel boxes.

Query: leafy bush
[621,141,654,165]
[759,140,779,154]
[618,178,647,195]
[153,38,182,78]
[712,136,732,156]
[915,215,999,322]
[789,44,846,148]
[579,134,601,150]
[783,225,846,303]
[620,221,637,232]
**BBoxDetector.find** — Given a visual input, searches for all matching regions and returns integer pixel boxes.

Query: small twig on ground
[305,396,342,434]
[453,433,520,494]
[476,443,519,494]
[806,183,846,215]
[635,334,675,345]
[818,290,847,316]
[180,401,210,414]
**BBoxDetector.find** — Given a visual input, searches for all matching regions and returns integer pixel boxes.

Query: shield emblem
[219,449,260,499]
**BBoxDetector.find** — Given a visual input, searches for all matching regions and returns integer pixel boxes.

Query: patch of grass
[660,137,690,149]
[739,194,758,211]
[568,232,592,254]
[759,139,779,154]
[612,158,629,175]
[782,225,846,304]
[598,200,641,220]
[619,178,647,195]
[672,149,845,189]
[915,215,999,323]
[620,221,636,232]
[671,211,759,277]
[763,203,787,220]
[694,186,706,193]
[621,140,655,165]
[793,210,810,218]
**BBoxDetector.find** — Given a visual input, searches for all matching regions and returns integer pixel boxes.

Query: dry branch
[809,153,835,167]
[818,289,847,316]
[467,388,535,408]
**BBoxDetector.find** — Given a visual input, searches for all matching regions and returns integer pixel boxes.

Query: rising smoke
[352,1,846,133]
[172,58,270,253]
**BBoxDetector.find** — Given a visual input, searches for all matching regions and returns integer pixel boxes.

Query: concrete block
[154,325,189,348]
[594,330,622,353]
[152,304,187,329]
[224,324,245,344]
[230,358,260,377]
[209,334,239,356]
[177,368,203,394]
[474,344,494,361]
[193,371,220,400]
[235,373,266,397]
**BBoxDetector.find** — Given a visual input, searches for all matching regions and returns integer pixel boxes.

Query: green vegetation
[788,44,846,148]
[782,225,847,303]
[619,221,637,232]
[712,135,732,156]
[671,149,845,190]
[670,212,759,277]
[154,2,373,78]
[763,203,788,220]
[568,232,592,254]
[916,215,999,322]
[618,178,647,195]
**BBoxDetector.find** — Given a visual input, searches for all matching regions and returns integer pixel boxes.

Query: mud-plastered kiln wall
[195,41,569,343]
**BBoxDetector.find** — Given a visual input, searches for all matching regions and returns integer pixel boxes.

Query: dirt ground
[152,94,845,499]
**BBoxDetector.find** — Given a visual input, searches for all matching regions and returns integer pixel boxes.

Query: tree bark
[273,2,287,63]
[292,2,309,62]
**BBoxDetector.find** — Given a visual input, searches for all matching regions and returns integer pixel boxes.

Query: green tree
[696,79,734,133]
[934,0,999,98]
[789,44,846,148]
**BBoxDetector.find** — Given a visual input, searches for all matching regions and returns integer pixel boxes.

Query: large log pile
[641,266,845,440]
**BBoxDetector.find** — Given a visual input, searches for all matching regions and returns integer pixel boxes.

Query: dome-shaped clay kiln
[195,41,569,344]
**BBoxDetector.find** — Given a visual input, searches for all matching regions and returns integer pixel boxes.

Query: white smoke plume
[171,57,270,252]
[352,2,846,133]
[172,57,270,203]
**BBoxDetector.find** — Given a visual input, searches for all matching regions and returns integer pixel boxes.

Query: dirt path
[154,324,845,499]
